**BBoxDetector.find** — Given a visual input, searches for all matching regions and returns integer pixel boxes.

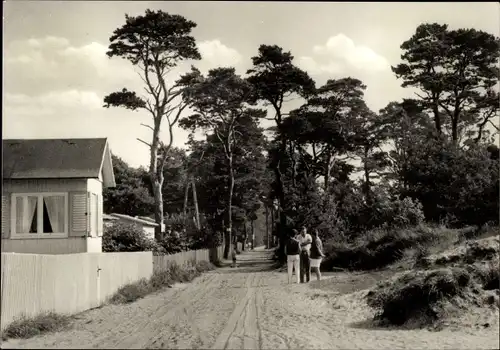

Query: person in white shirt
[297,225,312,283]
[284,230,301,284]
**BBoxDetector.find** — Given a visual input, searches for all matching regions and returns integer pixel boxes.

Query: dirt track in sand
[2,248,499,349]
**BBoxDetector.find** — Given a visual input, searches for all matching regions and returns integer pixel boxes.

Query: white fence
[0,252,153,331]
[0,245,228,330]
[153,246,224,272]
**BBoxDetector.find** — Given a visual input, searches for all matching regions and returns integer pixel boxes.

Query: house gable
[98,141,116,188]
[3,138,111,181]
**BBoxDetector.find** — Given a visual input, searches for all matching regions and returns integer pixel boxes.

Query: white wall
[2,178,105,254]
[1,237,87,255]
[87,237,102,253]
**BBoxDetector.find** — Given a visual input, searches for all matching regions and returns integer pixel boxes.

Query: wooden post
[251,219,255,250]
[191,178,200,230]
[265,204,269,249]
[183,180,190,226]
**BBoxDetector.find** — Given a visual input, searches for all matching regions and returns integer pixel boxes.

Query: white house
[1,138,116,254]
[108,213,160,240]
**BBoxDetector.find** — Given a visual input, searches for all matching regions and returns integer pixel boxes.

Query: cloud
[4,36,245,96]
[3,36,244,167]
[4,36,136,96]
[297,33,390,75]
[4,90,102,116]
[198,39,243,68]
[297,56,343,75]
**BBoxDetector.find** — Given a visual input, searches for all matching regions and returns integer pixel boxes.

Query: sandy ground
[2,248,499,349]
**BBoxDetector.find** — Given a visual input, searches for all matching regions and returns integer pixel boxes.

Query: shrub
[365,196,425,230]
[159,232,191,254]
[102,222,165,253]
[467,258,500,291]
[108,278,152,304]
[2,312,72,340]
[366,267,472,325]
[322,225,439,271]
[402,140,499,227]
[108,261,215,304]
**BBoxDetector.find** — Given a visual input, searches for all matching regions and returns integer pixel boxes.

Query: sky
[3,1,499,168]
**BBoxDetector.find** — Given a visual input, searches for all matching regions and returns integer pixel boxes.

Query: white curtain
[44,196,65,233]
[17,196,37,234]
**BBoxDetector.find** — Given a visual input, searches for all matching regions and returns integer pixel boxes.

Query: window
[12,193,68,238]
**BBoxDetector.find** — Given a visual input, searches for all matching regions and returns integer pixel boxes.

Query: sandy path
[2,248,499,349]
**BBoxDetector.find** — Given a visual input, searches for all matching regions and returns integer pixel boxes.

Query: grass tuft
[323,225,453,271]
[366,267,473,326]
[108,261,215,305]
[1,312,72,340]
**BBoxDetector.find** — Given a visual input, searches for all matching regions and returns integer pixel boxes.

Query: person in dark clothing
[297,226,312,283]
[309,228,325,281]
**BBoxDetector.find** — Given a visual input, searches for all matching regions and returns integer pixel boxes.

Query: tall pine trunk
[152,179,164,241]
[251,219,255,250]
[271,204,275,247]
[183,180,190,225]
[275,136,288,262]
[223,156,235,259]
[191,178,200,230]
[150,134,164,242]
[265,204,269,249]
[242,219,247,251]
[362,145,372,205]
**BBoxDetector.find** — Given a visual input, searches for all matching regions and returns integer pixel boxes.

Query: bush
[360,196,425,231]
[322,225,441,271]
[468,258,500,291]
[102,222,165,253]
[2,312,72,340]
[108,261,215,304]
[402,140,499,227]
[108,278,153,304]
[366,267,472,325]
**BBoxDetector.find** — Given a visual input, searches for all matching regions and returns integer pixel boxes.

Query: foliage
[366,267,472,325]
[246,44,316,261]
[322,225,440,271]
[102,19,499,265]
[401,138,499,227]
[103,155,155,216]
[180,67,265,258]
[108,261,215,304]
[392,23,500,143]
[102,222,165,253]
[2,312,72,340]
[104,9,202,240]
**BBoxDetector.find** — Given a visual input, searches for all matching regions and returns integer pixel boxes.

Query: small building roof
[110,213,160,227]
[103,214,119,221]
[2,138,116,188]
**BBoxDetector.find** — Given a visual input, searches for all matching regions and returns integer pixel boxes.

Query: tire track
[140,273,222,349]
[211,273,259,349]
[85,273,215,347]
[113,273,220,349]
[255,274,264,350]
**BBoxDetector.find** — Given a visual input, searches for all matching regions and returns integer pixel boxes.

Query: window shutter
[2,194,9,238]
[69,192,88,237]
[97,194,103,237]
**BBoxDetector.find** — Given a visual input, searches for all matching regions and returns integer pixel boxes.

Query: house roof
[103,214,119,221]
[3,138,116,188]
[110,213,160,227]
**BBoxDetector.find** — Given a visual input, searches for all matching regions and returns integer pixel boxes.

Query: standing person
[309,228,325,281]
[285,230,301,284]
[298,225,312,283]
[231,247,237,268]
